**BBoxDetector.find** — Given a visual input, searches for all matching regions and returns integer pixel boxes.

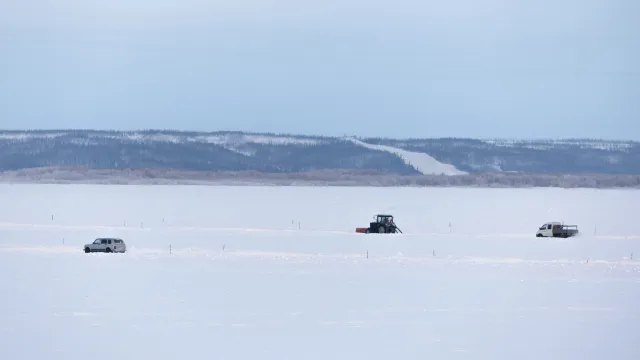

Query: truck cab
[537,222,561,237]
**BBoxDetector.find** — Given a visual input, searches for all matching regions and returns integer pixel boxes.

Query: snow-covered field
[1,184,639,360]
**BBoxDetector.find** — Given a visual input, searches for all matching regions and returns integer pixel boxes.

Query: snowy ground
[1,184,639,360]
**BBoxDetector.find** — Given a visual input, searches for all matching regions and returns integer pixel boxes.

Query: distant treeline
[2,167,639,189]
[365,138,640,174]
[1,130,639,176]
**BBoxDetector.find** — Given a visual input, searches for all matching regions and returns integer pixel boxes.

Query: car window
[94,239,101,244]
[115,240,122,243]
[101,239,108,244]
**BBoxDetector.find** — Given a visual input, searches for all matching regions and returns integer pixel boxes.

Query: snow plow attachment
[355,227,369,233]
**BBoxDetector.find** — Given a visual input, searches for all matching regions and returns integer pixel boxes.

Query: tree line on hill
[1,131,639,181]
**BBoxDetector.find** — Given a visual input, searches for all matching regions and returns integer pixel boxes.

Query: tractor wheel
[365,229,370,234]
[378,225,386,234]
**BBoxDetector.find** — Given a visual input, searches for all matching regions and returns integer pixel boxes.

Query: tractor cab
[374,214,394,226]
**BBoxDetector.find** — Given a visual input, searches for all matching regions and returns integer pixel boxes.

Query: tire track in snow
[1,245,640,270]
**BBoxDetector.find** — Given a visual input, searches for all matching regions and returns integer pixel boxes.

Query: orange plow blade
[355,227,368,233]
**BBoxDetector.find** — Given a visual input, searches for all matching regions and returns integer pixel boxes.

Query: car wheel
[84,247,91,253]
[105,248,112,253]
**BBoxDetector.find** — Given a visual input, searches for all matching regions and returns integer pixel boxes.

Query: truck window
[101,239,108,244]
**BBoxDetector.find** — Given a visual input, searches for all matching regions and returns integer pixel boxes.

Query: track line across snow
[1,245,639,270]
[1,221,638,239]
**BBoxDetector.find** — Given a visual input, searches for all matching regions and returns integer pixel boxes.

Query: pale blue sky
[1,0,638,139]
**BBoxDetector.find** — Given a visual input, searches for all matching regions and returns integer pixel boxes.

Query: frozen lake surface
[1,184,639,359]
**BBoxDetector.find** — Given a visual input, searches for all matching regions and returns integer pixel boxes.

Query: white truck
[536,222,579,238]
[84,238,127,253]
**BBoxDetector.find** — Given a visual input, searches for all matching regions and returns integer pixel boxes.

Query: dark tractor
[356,214,402,234]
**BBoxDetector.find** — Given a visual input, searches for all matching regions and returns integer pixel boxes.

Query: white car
[84,238,127,253]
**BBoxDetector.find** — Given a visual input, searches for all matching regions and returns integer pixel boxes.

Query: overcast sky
[0,0,638,139]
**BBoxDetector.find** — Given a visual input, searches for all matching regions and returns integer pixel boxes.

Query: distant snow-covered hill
[345,138,467,175]
[0,130,638,175]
